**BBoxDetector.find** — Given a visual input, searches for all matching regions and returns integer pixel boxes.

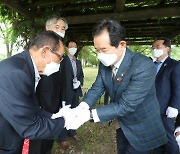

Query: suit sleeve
[59,60,66,102]
[83,63,106,108]
[0,70,64,139]
[97,60,157,124]
[84,59,157,124]
[170,62,180,110]
[78,60,84,86]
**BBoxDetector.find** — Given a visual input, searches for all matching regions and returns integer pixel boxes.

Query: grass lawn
[52,67,117,154]
[82,67,98,89]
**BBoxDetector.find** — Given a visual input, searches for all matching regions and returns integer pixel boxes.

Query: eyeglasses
[50,48,64,62]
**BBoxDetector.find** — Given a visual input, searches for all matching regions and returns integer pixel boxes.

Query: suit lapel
[66,56,74,76]
[22,50,35,92]
[105,66,114,97]
[76,60,80,77]
[156,57,170,79]
[113,48,133,93]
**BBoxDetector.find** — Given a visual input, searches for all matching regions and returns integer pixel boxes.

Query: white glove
[62,101,66,107]
[77,101,90,110]
[66,108,90,130]
[73,80,80,89]
[166,106,178,118]
[51,105,71,119]
[51,105,80,128]
[174,127,180,137]
[175,135,180,150]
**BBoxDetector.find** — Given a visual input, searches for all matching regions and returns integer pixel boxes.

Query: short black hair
[92,19,126,48]
[66,40,78,47]
[154,37,171,48]
[29,31,63,51]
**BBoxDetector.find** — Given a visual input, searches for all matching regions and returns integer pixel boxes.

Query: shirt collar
[114,48,126,69]
[68,54,76,60]
[31,57,41,81]
[159,56,168,63]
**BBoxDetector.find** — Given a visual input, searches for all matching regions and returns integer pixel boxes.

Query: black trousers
[153,115,179,154]
[29,139,54,154]
[58,91,80,141]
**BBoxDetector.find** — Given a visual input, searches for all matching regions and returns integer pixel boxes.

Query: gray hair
[58,17,68,30]
[45,15,58,27]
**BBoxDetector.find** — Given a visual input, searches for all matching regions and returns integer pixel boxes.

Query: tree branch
[0,0,32,19]
[65,6,180,24]
[116,0,126,13]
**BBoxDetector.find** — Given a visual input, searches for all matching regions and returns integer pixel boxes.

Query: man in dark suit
[65,19,168,154]
[0,31,74,153]
[152,37,180,154]
[58,40,84,149]
[28,16,68,154]
[174,114,180,151]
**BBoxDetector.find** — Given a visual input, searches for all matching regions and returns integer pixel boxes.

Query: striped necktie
[112,66,118,79]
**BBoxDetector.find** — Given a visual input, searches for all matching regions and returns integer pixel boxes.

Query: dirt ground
[52,122,117,154]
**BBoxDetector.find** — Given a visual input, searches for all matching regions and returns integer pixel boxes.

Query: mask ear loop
[44,49,53,65]
[49,49,53,62]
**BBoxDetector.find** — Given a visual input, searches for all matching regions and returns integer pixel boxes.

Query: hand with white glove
[166,106,178,118]
[51,105,80,128]
[51,105,71,119]
[77,101,90,110]
[66,108,90,130]
[73,80,80,89]
[76,102,100,122]
[62,101,66,107]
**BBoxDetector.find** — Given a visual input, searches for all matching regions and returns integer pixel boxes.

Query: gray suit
[83,48,167,152]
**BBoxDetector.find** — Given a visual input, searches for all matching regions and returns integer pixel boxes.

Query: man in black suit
[174,60,180,151]
[58,40,84,149]
[28,16,68,154]
[152,37,180,154]
[175,115,180,151]
[0,31,74,153]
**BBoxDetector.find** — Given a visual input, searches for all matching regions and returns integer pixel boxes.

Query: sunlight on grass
[82,67,98,89]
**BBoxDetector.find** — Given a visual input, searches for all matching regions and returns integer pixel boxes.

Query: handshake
[51,102,92,130]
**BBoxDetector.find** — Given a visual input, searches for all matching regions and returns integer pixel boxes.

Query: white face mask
[97,53,117,67]
[176,135,180,150]
[152,49,164,58]
[43,52,60,76]
[56,32,65,38]
[69,48,77,56]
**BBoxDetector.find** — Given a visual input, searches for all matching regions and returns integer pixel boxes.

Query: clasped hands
[51,104,91,130]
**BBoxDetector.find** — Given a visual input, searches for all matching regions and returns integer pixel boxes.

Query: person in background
[174,114,180,151]
[175,60,180,151]
[152,37,180,154]
[0,31,74,153]
[63,19,168,154]
[58,40,84,150]
[45,15,68,39]
[28,16,68,154]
